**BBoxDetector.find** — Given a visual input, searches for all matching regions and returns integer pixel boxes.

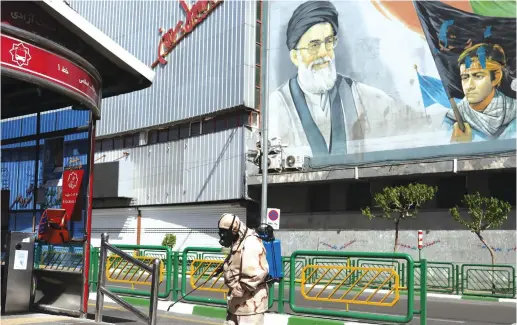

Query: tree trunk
[476,232,496,294]
[393,219,400,253]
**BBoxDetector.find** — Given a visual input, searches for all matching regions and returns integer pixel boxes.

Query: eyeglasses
[296,36,338,55]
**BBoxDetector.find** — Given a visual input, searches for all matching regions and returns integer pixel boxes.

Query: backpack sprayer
[167,223,283,312]
[255,223,284,283]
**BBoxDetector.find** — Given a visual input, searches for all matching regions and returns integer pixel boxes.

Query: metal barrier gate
[95,233,161,325]
[289,250,428,324]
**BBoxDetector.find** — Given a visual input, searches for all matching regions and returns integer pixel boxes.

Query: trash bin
[1,231,36,314]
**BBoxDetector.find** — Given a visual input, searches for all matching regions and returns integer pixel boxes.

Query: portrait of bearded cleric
[267,1,426,158]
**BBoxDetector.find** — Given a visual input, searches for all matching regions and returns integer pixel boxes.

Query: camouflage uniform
[219,214,269,325]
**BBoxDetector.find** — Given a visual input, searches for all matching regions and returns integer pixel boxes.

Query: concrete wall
[253,171,517,264]
[274,208,516,264]
[276,230,516,265]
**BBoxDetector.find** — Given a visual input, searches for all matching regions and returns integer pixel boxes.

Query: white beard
[297,54,337,94]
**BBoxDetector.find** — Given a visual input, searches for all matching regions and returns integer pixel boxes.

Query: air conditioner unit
[267,154,283,172]
[269,137,282,148]
[282,149,305,171]
[284,155,304,170]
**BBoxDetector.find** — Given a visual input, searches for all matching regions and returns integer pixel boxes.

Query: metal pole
[418,230,423,261]
[82,115,96,316]
[149,259,161,325]
[95,233,108,322]
[260,109,268,224]
[420,258,427,325]
[259,0,269,225]
[32,112,41,232]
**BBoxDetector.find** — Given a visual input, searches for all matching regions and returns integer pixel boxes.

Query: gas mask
[218,214,239,247]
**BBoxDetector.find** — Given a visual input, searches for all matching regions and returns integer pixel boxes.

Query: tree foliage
[450,192,511,233]
[362,183,438,252]
[450,192,511,265]
[161,234,177,249]
[362,183,438,221]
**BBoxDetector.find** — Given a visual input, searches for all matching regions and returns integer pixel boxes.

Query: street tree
[449,192,511,266]
[162,233,177,249]
[361,183,438,252]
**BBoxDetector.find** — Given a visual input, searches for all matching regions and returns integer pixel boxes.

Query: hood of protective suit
[218,213,252,251]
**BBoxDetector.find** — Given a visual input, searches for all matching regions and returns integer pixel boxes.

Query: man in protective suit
[217,213,269,325]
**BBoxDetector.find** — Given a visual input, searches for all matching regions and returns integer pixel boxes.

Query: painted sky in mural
[266,1,516,160]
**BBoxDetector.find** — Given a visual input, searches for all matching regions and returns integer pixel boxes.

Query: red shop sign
[61,169,85,222]
[151,0,223,68]
[1,34,100,108]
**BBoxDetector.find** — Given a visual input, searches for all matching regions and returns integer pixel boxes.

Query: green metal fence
[415,262,455,294]
[85,245,516,325]
[461,264,516,298]
[89,248,516,299]
[288,250,428,325]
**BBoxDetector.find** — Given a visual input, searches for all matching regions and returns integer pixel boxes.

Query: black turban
[286,1,339,51]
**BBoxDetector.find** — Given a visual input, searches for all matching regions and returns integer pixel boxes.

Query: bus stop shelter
[1,0,154,319]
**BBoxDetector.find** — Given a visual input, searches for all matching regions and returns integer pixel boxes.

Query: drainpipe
[136,207,141,246]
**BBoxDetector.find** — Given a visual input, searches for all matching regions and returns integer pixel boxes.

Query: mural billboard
[266,1,516,166]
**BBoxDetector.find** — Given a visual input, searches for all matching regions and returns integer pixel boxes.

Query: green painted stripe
[461,295,500,302]
[120,295,150,307]
[192,305,227,319]
[287,316,343,325]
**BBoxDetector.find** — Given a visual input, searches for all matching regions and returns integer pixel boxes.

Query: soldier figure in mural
[268,1,418,158]
[217,213,269,325]
[443,43,516,142]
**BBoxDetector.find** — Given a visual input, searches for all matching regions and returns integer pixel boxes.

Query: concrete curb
[88,293,374,325]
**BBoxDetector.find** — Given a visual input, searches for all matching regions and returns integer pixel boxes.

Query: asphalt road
[102,279,517,325]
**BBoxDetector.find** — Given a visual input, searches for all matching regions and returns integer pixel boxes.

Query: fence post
[420,258,427,325]
[149,258,161,325]
[89,247,97,292]
[455,264,460,294]
[172,251,179,302]
[95,233,109,322]
[278,276,285,314]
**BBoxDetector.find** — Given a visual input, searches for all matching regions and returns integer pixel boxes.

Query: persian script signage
[1,34,101,109]
[61,169,85,222]
[151,0,223,68]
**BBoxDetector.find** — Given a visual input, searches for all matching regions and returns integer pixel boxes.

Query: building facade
[2,0,516,263]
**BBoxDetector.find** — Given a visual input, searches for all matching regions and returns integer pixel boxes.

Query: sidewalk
[0,313,112,325]
[88,293,372,325]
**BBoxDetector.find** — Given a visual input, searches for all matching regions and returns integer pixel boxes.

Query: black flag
[413,1,516,100]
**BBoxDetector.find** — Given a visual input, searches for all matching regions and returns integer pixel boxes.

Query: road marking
[0,316,73,325]
[87,303,221,325]
[428,293,462,299]
[413,315,465,323]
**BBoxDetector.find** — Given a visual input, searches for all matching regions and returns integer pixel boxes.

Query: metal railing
[288,250,427,324]
[95,233,161,325]
[86,245,515,325]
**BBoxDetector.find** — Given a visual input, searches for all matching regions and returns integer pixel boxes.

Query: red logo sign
[151,0,223,68]
[9,42,32,67]
[61,169,85,222]
[1,34,101,110]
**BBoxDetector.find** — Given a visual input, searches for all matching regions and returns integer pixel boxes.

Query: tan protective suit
[219,214,269,325]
